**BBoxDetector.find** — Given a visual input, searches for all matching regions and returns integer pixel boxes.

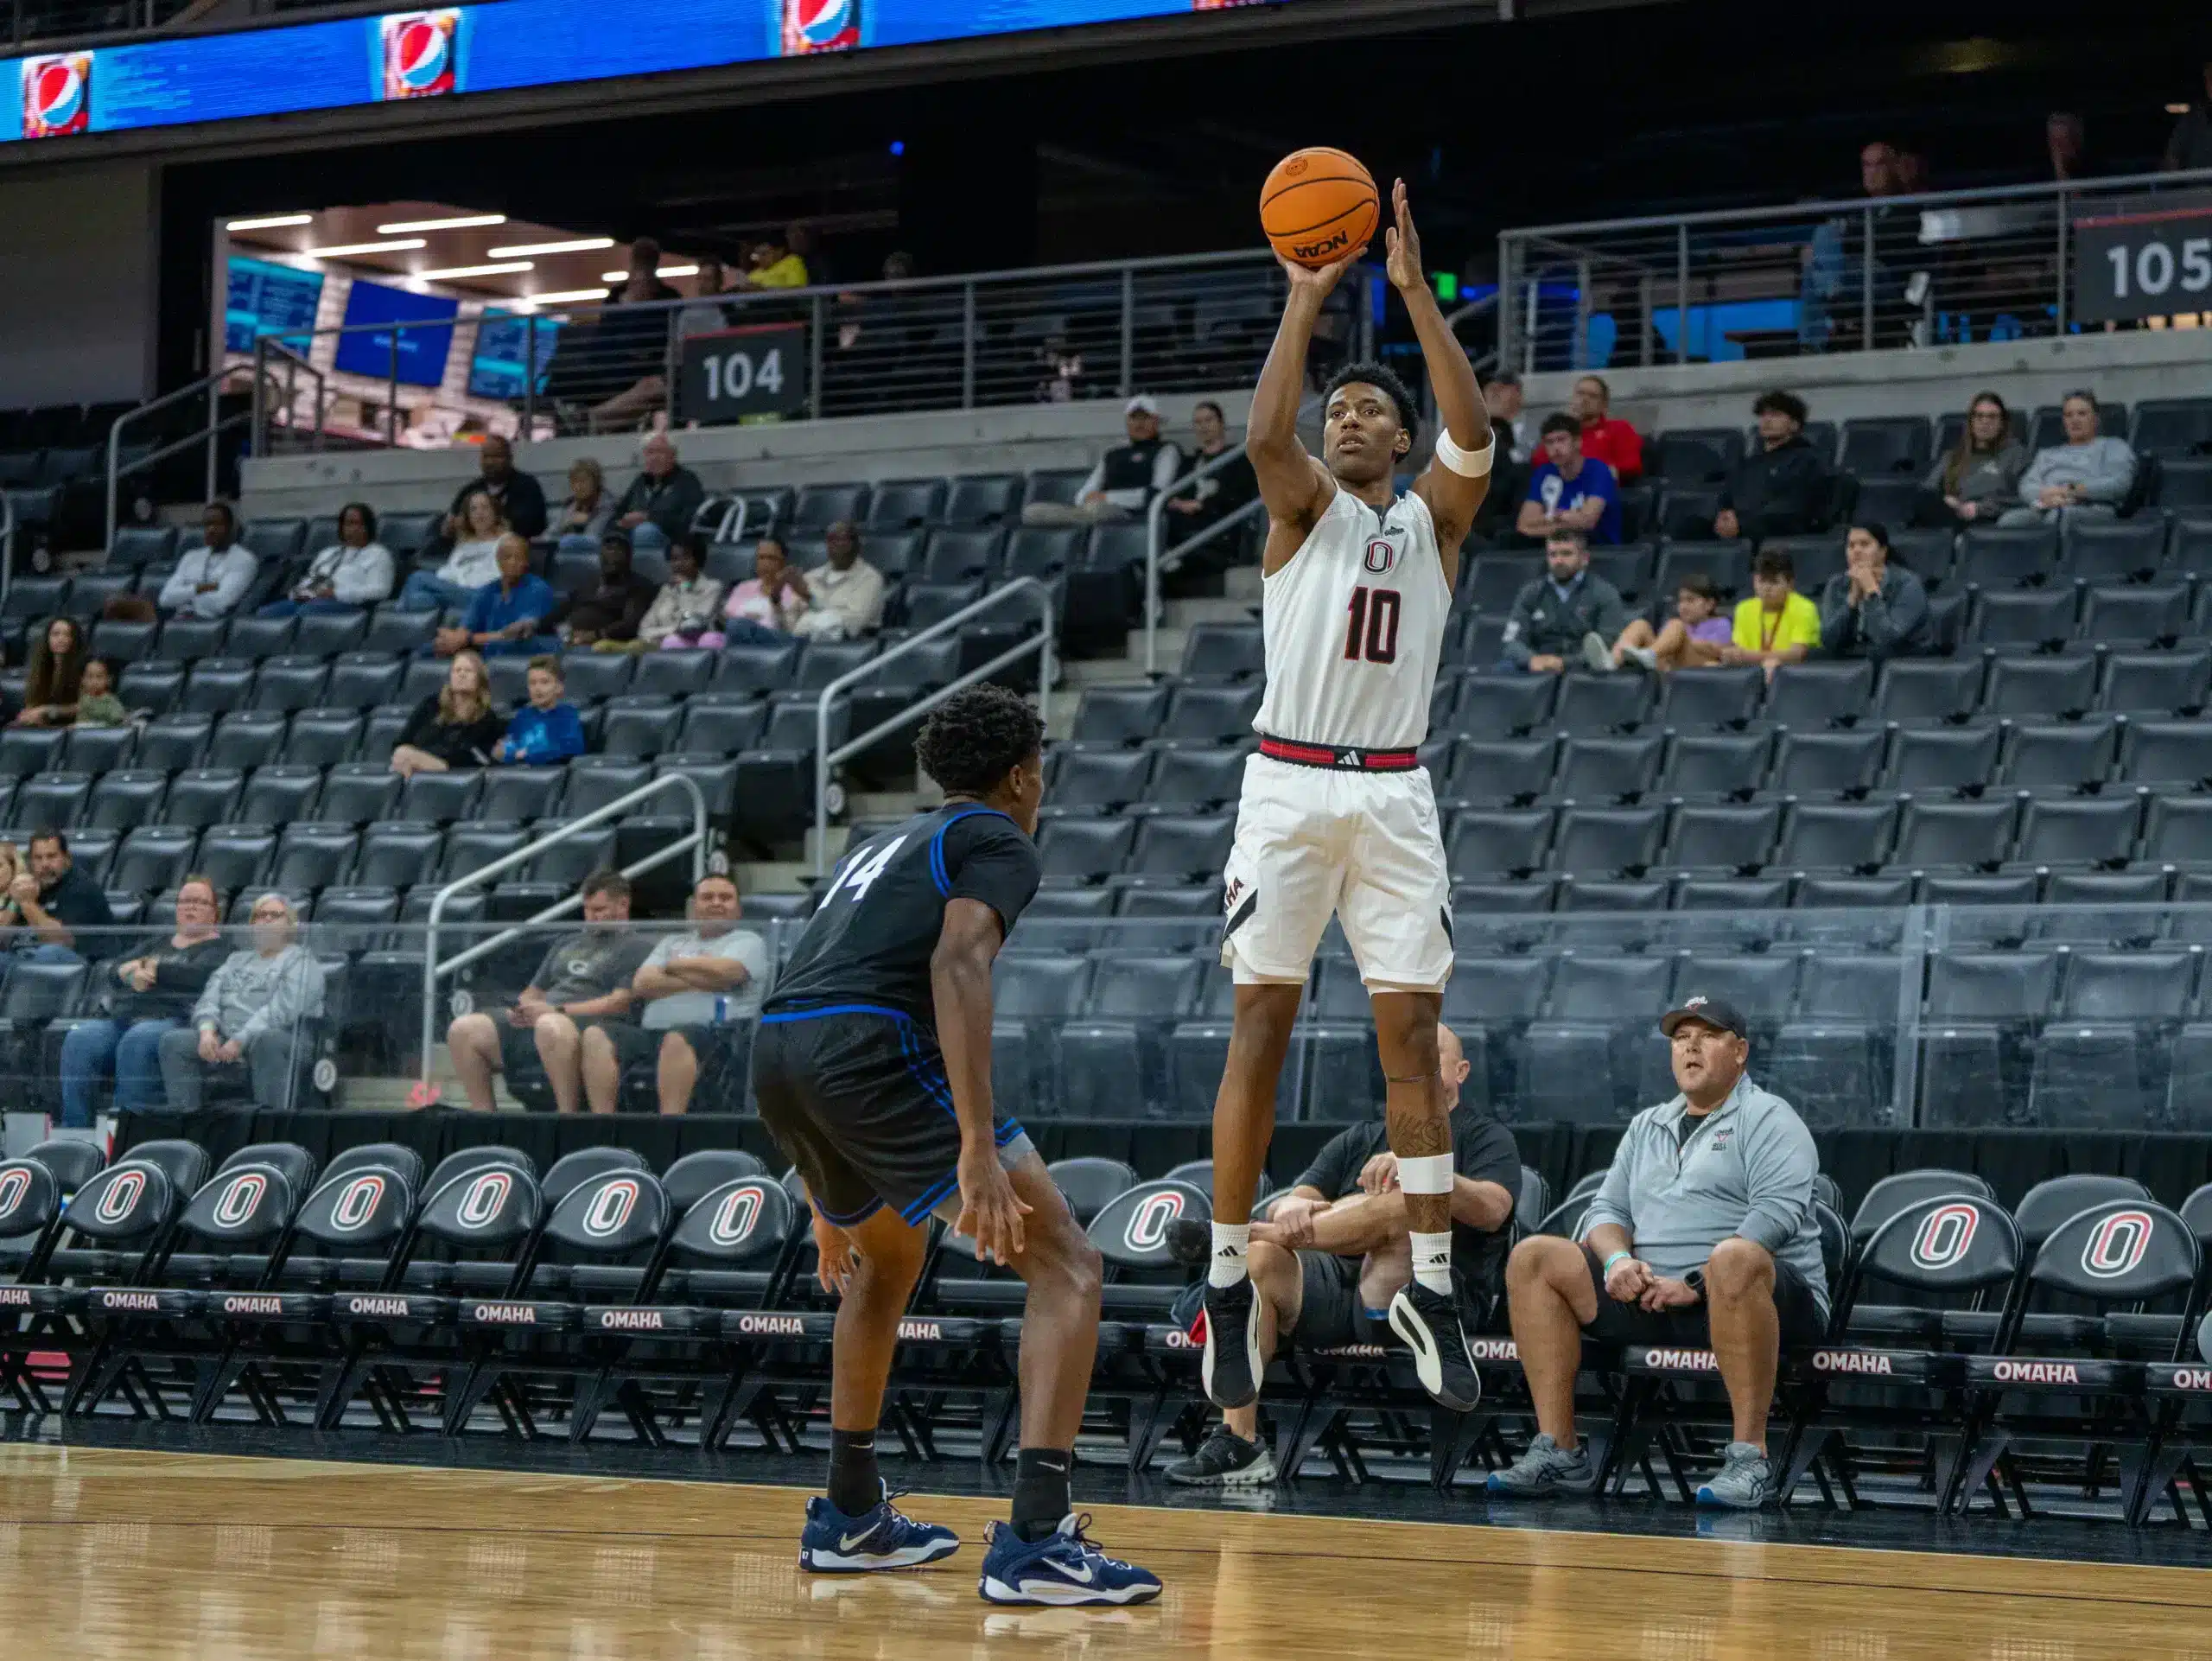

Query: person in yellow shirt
[1726,549,1822,678]
[740,223,815,290]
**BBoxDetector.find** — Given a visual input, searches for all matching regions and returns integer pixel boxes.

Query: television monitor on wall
[334,277,459,387]
[224,255,324,355]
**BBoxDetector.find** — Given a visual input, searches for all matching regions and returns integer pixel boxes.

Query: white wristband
[1396,1153,1454,1196]
[1432,430,1496,479]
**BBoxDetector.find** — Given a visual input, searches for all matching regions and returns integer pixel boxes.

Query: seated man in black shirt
[1164,1024,1521,1486]
[561,531,658,650]
[6,829,114,965]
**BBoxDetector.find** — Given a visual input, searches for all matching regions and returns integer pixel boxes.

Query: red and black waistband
[1257,733,1420,773]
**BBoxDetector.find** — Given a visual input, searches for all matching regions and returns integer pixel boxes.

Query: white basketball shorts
[1219,753,1453,992]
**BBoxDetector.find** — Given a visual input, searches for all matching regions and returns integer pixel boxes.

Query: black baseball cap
[1659,995,1748,1041]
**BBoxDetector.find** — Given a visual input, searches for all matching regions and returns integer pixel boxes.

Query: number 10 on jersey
[1344,585,1401,665]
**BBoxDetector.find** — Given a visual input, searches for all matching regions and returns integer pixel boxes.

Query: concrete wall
[0,160,161,409]
[1522,328,2212,439]
[242,390,1256,522]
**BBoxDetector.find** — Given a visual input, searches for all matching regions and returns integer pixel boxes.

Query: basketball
[1259,147,1380,269]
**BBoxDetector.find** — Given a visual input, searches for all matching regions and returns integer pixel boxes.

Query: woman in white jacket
[257,501,396,618]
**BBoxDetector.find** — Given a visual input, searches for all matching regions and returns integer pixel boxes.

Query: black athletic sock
[1010,1448,1072,1543]
[827,1429,880,1518]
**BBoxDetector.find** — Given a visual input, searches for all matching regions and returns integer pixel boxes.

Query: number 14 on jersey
[1344,585,1401,665]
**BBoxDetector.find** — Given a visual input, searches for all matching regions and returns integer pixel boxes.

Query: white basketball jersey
[1252,487,1451,751]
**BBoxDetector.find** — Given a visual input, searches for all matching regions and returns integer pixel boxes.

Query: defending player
[752,684,1160,1607]
[1204,181,1494,1416]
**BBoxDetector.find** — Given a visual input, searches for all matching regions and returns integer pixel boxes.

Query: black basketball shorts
[751,1003,1033,1229]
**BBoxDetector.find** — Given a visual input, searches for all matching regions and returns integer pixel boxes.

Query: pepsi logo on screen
[378,10,459,99]
[22,54,92,139]
[783,0,860,54]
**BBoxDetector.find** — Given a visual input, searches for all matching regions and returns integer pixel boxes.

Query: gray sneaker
[1621,644,1658,672]
[1580,632,1615,673]
[1485,1433,1598,1497]
[1696,1441,1777,1509]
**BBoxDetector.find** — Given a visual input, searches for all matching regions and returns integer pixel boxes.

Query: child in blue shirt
[495,655,585,766]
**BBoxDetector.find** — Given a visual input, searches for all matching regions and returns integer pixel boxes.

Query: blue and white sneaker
[799,1486,961,1573]
[978,1512,1162,1607]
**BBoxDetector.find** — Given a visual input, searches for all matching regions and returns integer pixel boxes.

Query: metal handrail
[813,578,1057,876]
[105,364,249,546]
[416,771,709,1085]
[248,335,328,461]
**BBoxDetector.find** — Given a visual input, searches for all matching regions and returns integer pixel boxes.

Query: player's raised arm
[1391,180,1492,576]
[1248,247,1359,557]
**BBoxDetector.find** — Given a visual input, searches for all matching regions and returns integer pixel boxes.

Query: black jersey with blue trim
[763,803,1043,1028]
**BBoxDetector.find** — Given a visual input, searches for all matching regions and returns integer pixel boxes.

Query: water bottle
[715,995,728,1026]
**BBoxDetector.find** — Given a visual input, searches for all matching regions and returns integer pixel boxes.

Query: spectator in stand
[259,502,394,618]
[1503,530,1629,674]
[736,224,811,290]
[1515,414,1624,545]
[580,871,769,1115]
[493,656,585,767]
[1605,573,1732,674]
[2165,63,2212,172]
[156,893,324,1112]
[11,616,85,727]
[562,531,658,650]
[1164,400,1261,570]
[1713,392,1831,543]
[611,433,707,555]
[1570,376,1643,484]
[5,830,112,964]
[400,488,508,612]
[1819,522,1929,665]
[785,521,886,640]
[1725,550,1823,679]
[1999,391,2137,528]
[1474,372,1529,538]
[1922,392,2028,526]
[444,869,652,1114]
[390,649,502,780]
[1164,1025,1519,1486]
[159,502,257,620]
[707,539,805,647]
[637,535,728,649]
[2047,111,2088,181]
[1021,396,1183,525]
[435,534,559,659]
[677,256,733,341]
[59,874,228,1125]
[71,660,124,728]
[589,239,683,433]
[1484,371,1529,459]
[555,457,617,550]
[424,436,546,563]
[1491,995,1827,1509]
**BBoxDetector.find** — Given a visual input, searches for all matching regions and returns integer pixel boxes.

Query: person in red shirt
[1571,375,1644,484]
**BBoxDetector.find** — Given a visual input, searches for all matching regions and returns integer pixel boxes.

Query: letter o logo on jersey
[0,1167,33,1226]
[1122,1190,1186,1253]
[580,1177,641,1238]
[455,1170,514,1229]
[327,1174,387,1234]
[1363,536,1397,576]
[211,1171,269,1230]
[708,1185,765,1248]
[2081,1210,2154,1280]
[1910,1203,1980,1271]
[93,1169,146,1225]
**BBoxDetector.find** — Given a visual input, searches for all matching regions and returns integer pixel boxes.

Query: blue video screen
[4,3,1296,145]
[468,310,561,400]
[224,255,324,355]
[334,277,459,387]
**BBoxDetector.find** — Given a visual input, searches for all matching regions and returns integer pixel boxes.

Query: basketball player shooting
[1205,179,1493,1416]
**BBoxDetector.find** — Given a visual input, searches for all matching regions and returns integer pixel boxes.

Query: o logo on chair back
[211,1171,268,1229]
[328,1174,387,1234]
[1122,1189,1186,1253]
[580,1177,642,1239]
[93,1169,147,1225]
[708,1185,764,1248]
[0,1167,34,1226]
[1910,1203,1980,1270]
[455,1170,514,1229]
[2082,1210,2154,1280]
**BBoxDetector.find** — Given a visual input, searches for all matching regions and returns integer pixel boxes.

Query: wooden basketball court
[1,1443,2203,1658]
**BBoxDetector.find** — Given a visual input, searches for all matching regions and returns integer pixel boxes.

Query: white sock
[1208,1223,1250,1289]
[1409,1231,1453,1296]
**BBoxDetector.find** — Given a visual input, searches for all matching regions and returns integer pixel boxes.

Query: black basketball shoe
[1201,1276,1262,1410]
[1386,1282,1483,1413]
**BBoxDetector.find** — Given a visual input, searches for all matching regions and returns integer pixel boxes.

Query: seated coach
[1491,994,1827,1511]
[1164,1024,1521,1486]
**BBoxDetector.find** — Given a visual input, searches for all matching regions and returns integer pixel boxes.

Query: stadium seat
[1654,539,1751,601]
[2061,518,2167,584]
[2142,794,2212,868]
[1770,729,1883,797]
[1972,589,2076,648]
[1146,745,1249,811]
[281,710,363,769]
[992,951,1092,1117]
[1552,735,1662,802]
[1885,724,2000,793]
[1656,665,1762,730]
[1983,654,2098,720]
[225,614,295,661]
[1452,672,1558,735]
[1002,526,1083,582]
[1955,524,2059,590]
[1552,673,1650,735]
[2001,722,2114,793]
[1665,802,1781,873]
[2082,582,2189,646]
[1071,685,1168,745]
[1839,415,1930,476]
[318,763,404,825]
[118,663,185,720]
[1550,805,1664,875]
[237,765,324,826]
[159,767,244,829]
[2131,398,2212,459]
[1777,800,1895,872]
[2101,648,2210,716]
[1874,659,1984,725]
[194,824,276,894]
[1178,623,1265,681]
[60,724,134,776]
[1037,817,1135,881]
[674,695,768,754]
[1892,799,2014,869]
[82,769,165,831]
[1651,429,1743,486]
[1445,736,1553,805]
[710,641,800,698]
[204,710,287,773]
[1446,808,1551,878]
[270,824,359,893]
[2013,796,2139,867]
[600,696,682,757]
[181,659,257,716]
[111,827,197,896]
[941,475,1021,529]
[1160,684,1260,743]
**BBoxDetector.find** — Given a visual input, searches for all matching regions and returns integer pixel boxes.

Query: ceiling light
[226,213,313,231]
[417,261,535,281]
[302,239,426,258]
[489,237,616,258]
[601,264,700,282]
[514,288,611,309]
[377,213,508,234]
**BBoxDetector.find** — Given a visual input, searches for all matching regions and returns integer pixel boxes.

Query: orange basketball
[1259,147,1379,269]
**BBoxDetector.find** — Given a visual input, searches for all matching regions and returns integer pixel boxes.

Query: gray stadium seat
[1453,672,1558,735]
[2013,797,2139,868]
[1552,735,1662,802]
[2000,721,2114,792]
[1884,725,2001,793]
[1771,729,1884,796]
[1552,673,1650,735]
[1874,659,1984,725]
[1657,732,1767,799]
[2102,649,2210,716]
[1891,799,2014,869]
[1447,809,1551,878]
[1971,589,2076,649]
[1983,654,2098,720]
[1655,665,1762,730]
[1071,685,1168,744]
[1550,805,1665,875]
[1777,801,1895,872]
